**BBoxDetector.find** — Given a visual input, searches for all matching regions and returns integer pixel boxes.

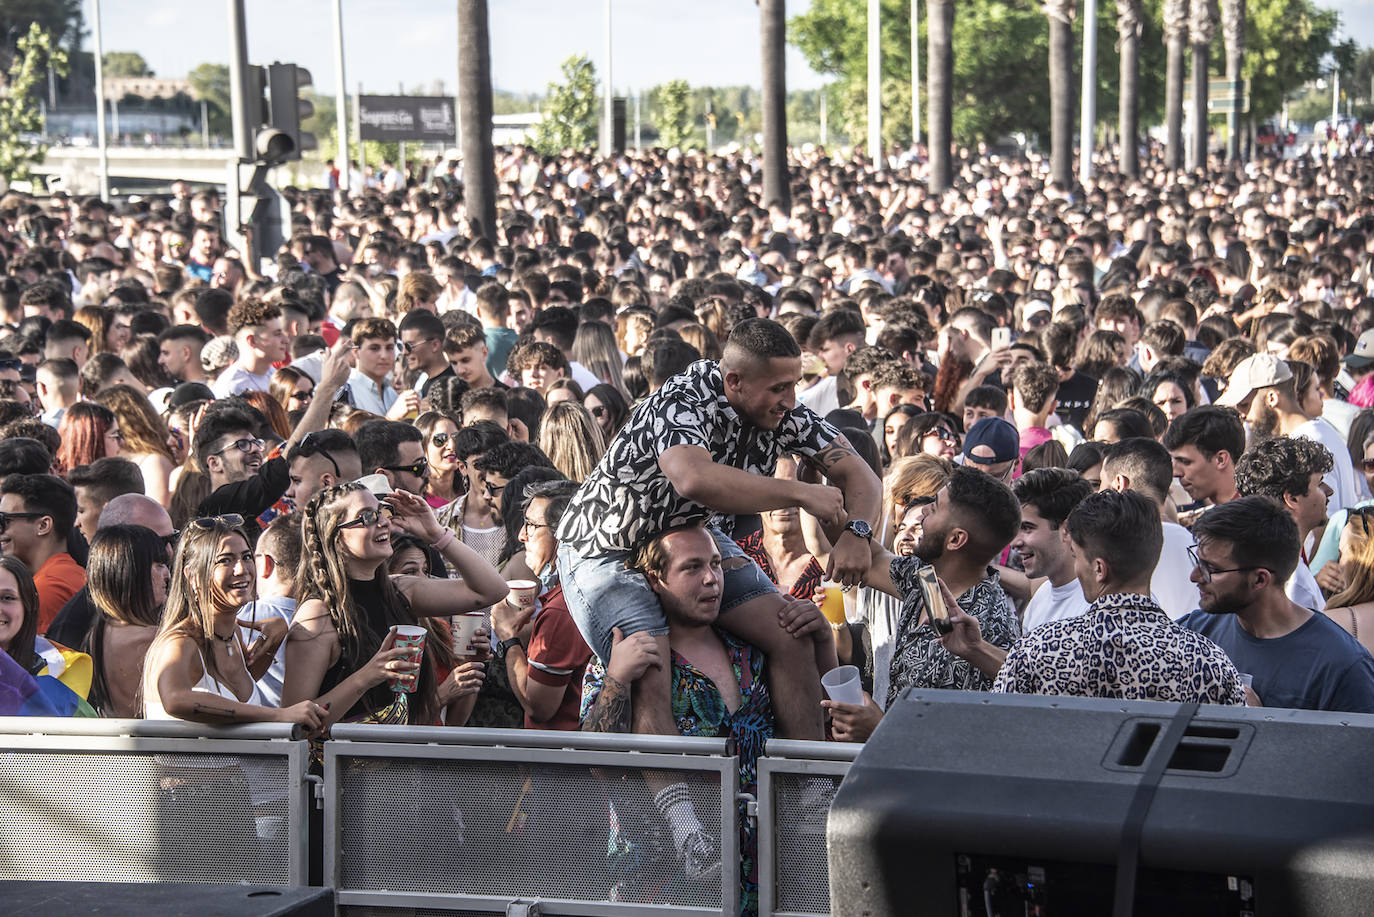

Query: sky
[82,0,830,99]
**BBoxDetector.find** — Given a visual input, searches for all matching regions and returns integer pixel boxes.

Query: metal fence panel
[757,741,858,917]
[326,730,739,916]
[0,720,308,885]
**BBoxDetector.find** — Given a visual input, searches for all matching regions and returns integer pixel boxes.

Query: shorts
[557,526,778,664]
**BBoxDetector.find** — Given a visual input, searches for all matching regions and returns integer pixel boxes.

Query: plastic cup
[507,579,539,611]
[390,625,427,693]
[451,611,486,658]
[821,664,864,706]
[819,581,847,625]
[1240,673,1254,690]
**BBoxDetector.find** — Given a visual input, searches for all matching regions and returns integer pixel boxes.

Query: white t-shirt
[1021,577,1092,633]
[1151,521,1202,620]
[212,361,275,398]
[1293,417,1359,514]
[1286,560,1325,613]
[797,375,841,416]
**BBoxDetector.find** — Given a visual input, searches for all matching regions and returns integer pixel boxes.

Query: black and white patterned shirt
[992,591,1246,705]
[886,557,1020,708]
[557,361,842,556]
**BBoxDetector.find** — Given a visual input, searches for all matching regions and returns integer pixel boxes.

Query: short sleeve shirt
[524,585,593,731]
[557,361,843,556]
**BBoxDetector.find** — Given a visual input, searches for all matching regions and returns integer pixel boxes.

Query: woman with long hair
[0,554,95,715]
[879,404,924,468]
[85,525,170,717]
[1139,369,1196,424]
[95,384,176,507]
[73,305,116,355]
[1324,509,1374,656]
[283,484,507,727]
[416,410,464,508]
[893,412,962,461]
[583,383,629,441]
[56,402,118,474]
[270,366,315,416]
[142,515,326,730]
[537,401,606,483]
[1075,329,1130,381]
[120,334,177,392]
[571,320,628,397]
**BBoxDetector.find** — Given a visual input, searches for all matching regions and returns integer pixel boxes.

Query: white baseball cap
[1215,353,1293,407]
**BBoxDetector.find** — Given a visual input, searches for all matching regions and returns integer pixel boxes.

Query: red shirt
[524,585,592,730]
[35,552,86,635]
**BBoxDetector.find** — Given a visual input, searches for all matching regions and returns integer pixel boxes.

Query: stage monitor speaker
[827,691,1374,917]
[0,881,333,916]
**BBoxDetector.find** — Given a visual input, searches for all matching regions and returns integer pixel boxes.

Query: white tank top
[145,638,264,719]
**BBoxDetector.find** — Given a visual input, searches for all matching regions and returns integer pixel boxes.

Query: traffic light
[249,62,315,164]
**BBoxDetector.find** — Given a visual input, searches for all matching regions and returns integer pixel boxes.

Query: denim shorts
[557,525,778,663]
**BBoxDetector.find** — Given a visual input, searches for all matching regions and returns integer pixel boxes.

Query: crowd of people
[2,134,1374,911]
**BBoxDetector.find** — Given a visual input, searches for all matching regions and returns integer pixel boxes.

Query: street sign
[1185,78,1249,103]
[358,95,457,143]
[1207,96,1251,113]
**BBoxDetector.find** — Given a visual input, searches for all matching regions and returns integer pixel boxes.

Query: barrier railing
[0,718,310,886]
[324,725,741,916]
[756,739,860,917]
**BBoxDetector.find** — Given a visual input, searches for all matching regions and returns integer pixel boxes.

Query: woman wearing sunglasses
[142,515,328,731]
[415,411,463,509]
[283,483,508,727]
[893,412,962,461]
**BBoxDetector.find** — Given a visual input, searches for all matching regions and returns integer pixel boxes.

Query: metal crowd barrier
[0,718,310,886]
[757,739,860,917]
[324,725,741,916]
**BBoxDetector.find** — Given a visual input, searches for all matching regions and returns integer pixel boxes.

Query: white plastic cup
[506,579,539,611]
[451,611,486,657]
[390,625,427,693]
[821,664,864,706]
[1240,673,1254,690]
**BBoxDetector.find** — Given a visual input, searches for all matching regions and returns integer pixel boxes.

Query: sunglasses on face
[0,511,44,533]
[401,338,439,354]
[589,406,607,419]
[338,503,395,530]
[925,428,958,443]
[430,432,452,449]
[383,459,429,478]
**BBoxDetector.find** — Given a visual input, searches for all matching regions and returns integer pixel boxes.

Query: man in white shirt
[346,317,413,419]
[1012,468,1095,632]
[211,299,289,398]
[1100,438,1203,619]
[237,515,300,707]
[1234,435,1333,613]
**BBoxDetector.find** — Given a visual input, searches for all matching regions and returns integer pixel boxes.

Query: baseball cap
[354,473,394,497]
[963,417,1020,466]
[1344,329,1374,370]
[1215,353,1293,407]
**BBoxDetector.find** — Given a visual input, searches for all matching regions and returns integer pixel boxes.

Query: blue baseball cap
[962,416,1020,465]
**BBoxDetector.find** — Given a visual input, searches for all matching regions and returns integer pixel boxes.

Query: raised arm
[385,490,510,615]
[658,444,846,525]
[283,337,354,453]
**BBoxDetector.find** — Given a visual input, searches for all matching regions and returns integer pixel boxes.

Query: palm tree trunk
[927,0,953,193]
[1188,0,1217,170]
[1117,0,1142,177]
[1047,0,1075,188]
[1222,0,1245,162]
[760,0,789,210]
[1163,0,1188,169]
[458,0,496,239]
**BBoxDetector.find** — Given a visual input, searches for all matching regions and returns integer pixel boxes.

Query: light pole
[332,0,350,186]
[602,0,613,153]
[1080,0,1098,180]
[867,0,881,169]
[92,0,109,201]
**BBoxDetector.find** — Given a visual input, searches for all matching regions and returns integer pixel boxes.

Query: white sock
[654,783,704,852]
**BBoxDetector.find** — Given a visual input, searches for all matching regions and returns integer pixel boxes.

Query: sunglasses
[1361,459,1374,473]
[430,432,452,449]
[214,437,264,456]
[925,427,959,443]
[0,359,21,373]
[191,514,245,530]
[401,338,439,354]
[383,458,429,478]
[1349,507,1374,536]
[338,504,395,529]
[589,406,607,419]
[298,432,340,477]
[0,511,45,533]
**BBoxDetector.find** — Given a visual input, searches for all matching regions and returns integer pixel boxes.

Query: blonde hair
[616,311,654,357]
[571,320,629,397]
[538,401,606,483]
[1329,513,1374,608]
[881,454,954,549]
[95,384,174,459]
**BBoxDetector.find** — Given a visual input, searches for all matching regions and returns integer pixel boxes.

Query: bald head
[98,494,175,537]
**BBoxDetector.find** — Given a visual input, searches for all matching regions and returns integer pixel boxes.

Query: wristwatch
[843,519,873,541]
[496,636,524,660]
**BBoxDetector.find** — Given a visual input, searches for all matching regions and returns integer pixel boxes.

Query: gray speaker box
[827,691,1374,917]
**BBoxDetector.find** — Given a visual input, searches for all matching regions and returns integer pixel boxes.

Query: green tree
[654,78,691,148]
[102,50,151,77]
[0,0,82,70]
[1240,0,1338,121]
[0,22,67,185]
[187,61,231,137]
[533,54,598,154]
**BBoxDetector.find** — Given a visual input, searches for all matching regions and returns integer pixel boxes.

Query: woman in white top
[142,514,325,731]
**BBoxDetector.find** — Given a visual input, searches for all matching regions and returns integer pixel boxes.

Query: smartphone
[991,326,1012,350]
[918,565,953,635]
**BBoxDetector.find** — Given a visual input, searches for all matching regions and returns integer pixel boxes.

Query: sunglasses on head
[189,514,245,531]
[338,503,395,529]
[298,431,341,477]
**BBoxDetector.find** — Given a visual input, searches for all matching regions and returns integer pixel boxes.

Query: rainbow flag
[0,641,96,718]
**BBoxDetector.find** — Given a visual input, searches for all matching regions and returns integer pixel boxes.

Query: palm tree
[1222,0,1245,161]
[760,0,789,210]
[1046,0,1075,188]
[1117,0,1143,177]
[458,0,496,239]
[927,0,953,193]
[1163,0,1188,169]
[1188,0,1217,170]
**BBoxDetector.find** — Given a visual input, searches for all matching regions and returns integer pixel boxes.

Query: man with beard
[945,490,1244,704]
[1234,436,1333,612]
[1012,468,1095,632]
[1216,353,1357,512]
[1180,497,1374,712]
[826,465,1021,742]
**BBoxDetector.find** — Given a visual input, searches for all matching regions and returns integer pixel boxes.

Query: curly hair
[1235,435,1334,502]
[226,298,283,336]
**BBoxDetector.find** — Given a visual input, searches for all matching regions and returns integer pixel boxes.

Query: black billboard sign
[358,95,456,143]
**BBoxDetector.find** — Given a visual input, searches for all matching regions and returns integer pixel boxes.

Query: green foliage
[101,51,151,78]
[187,61,231,137]
[0,22,67,185]
[533,54,598,154]
[654,79,691,148]
[0,0,82,67]
[1239,0,1339,120]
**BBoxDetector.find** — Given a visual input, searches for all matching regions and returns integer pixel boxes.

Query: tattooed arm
[581,626,664,734]
[659,443,846,523]
[582,674,634,733]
